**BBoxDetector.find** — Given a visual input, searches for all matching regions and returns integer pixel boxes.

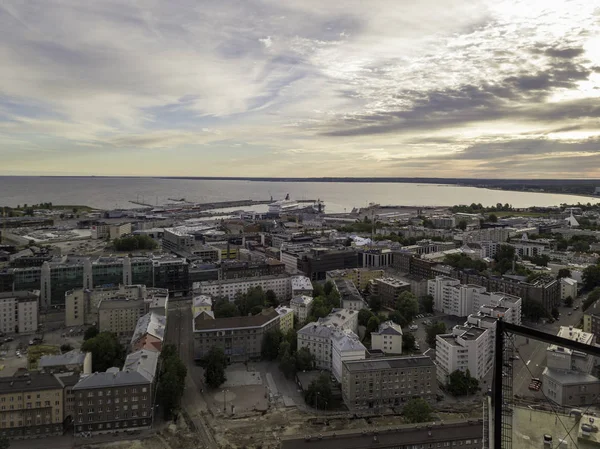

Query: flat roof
[343,355,434,373]
[193,308,279,331]
[0,373,63,393]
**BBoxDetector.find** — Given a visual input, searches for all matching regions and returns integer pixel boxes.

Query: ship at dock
[267,194,325,216]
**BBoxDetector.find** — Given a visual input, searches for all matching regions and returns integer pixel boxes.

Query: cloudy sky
[1,0,599,178]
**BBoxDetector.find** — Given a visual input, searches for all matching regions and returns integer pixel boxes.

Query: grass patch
[27,345,60,370]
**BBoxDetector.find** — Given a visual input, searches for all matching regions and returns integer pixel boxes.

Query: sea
[0,177,598,213]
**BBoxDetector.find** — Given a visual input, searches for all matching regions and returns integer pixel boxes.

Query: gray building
[193,309,281,363]
[543,367,600,407]
[72,349,158,435]
[341,356,436,410]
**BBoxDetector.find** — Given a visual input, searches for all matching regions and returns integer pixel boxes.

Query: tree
[582,265,600,291]
[446,369,479,396]
[157,344,187,419]
[278,342,297,379]
[265,289,278,307]
[551,307,559,320]
[557,268,572,279]
[366,316,381,338]
[457,220,467,231]
[296,347,315,371]
[113,235,158,252]
[60,343,74,353]
[204,346,227,388]
[324,280,334,296]
[369,295,382,313]
[81,332,125,373]
[304,374,333,410]
[522,299,548,321]
[214,298,240,318]
[0,436,9,449]
[83,325,99,341]
[422,295,434,314]
[564,296,574,308]
[389,310,408,327]
[583,287,600,310]
[262,329,283,360]
[285,328,298,353]
[402,333,416,352]
[358,308,375,327]
[488,213,498,223]
[403,398,433,423]
[395,291,419,323]
[425,321,447,347]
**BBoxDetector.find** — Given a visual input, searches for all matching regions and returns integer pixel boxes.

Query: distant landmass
[157,176,600,198]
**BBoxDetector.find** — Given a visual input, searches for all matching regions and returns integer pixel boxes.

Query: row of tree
[156,345,188,419]
[113,235,158,251]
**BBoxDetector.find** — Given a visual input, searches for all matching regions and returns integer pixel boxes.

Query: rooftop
[372,320,403,336]
[200,274,290,286]
[291,275,313,291]
[123,350,159,382]
[318,308,357,329]
[343,355,434,373]
[543,367,600,386]
[0,373,63,394]
[332,330,366,352]
[39,350,88,369]
[375,277,411,288]
[298,323,335,339]
[193,295,213,308]
[193,308,280,332]
[291,295,314,306]
[131,312,166,346]
[73,369,151,390]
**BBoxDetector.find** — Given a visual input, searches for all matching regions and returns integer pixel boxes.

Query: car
[4,337,13,343]
[568,312,572,316]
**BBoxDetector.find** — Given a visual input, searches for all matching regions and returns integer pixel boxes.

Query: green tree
[0,436,9,449]
[295,347,315,371]
[425,321,447,347]
[285,328,298,353]
[83,325,99,341]
[369,295,382,312]
[522,299,548,321]
[366,316,381,338]
[81,332,125,373]
[213,298,240,318]
[265,289,278,307]
[261,328,283,360]
[551,307,559,320]
[395,291,419,323]
[557,268,572,279]
[204,346,227,388]
[403,398,433,423]
[113,235,158,251]
[157,344,187,419]
[583,287,600,310]
[60,343,74,353]
[278,341,297,379]
[324,280,334,296]
[487,213,498,223]
[422,295,434,314]
[457,220,467,231]
[583,265,600,290]
[446,369,479,396]
[389,310,408,327]
[564,296,573,308]
[402,333,416,352]
[358,308,375,327]
[304,374,333,410]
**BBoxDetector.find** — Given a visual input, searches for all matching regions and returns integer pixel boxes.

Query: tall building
[369,277,411,309]
[341,356,436,410]
[0,291,38,335]
[195,274,291,301]
[436,325,489,383]
[297,248,359,281]
[98,297,147,338]
[331,329,366,382]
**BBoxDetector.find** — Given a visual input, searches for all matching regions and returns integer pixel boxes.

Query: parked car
[4,337,13,343]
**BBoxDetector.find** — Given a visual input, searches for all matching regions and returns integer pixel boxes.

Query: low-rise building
[98,297,147,338]
[193,309,281,363]
[195,274,291,302]
[290,275,313,297]
[0,291,38,335]
[333,278,366,311]
[290,295,313,324]
[130,312,166,353]
[73,350,158,435]
[331,330,366,382]
[192,295,212,316]
[317,308,358,334]
[275,305,294,334]
[297,323,334,370]
[370,277,411,309]
[542,368,600,407]
[370,321,403,355]
[0,373,65,439]
[39,350,92,375]
[144,288,169,316]
[560,277,578,300]
[341,356,436,410]
[109,223,132,240]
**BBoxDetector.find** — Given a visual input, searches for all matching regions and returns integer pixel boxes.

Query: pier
[129,198,317,210]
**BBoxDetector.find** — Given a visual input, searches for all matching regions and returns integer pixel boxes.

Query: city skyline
[1,0,599,178]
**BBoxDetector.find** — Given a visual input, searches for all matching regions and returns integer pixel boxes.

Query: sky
[1,0,599,178]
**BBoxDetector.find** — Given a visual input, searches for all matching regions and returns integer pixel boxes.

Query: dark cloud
[544,47,585,59]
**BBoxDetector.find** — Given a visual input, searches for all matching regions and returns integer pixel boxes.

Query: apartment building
[369,277,411,309]
[333,279,366,311]
[161,226,207,254]
[318,308,358,334]
[402,240,455,256]
[371,321,403,355]
[65,284,148,328]
[222,260,286,280]
[331,330,366,383]
[290,295,313,324]
[583,300,600,339]
[280,419,484,449]
[436,325,489,383]
[39,350,92,375]
[326,268,385,290]
[72,349,158,434]
[0,291,38,335]
[459,227,512,243]
[543,326,599,406]
[290,275,313,297]
[195,274,291,301]
[191,244,221,263]
[98,297,147,338]
[297,248,359,281]
[427,276,460,312]
[357,248,394,269]
[560,277,578,300]
[0,373,65,439]
[275,306,294,334]
[297,324,335,370]
[109,223,132,240]
[130,312,166,353]
[193,309,281,362]
[192,295,212,317]
[341,356,436,410]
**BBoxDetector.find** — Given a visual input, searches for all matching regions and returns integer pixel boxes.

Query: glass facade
[49,266,84,306]
[13,268,41,292]
[91,263,123,288]
[131,260,154,287]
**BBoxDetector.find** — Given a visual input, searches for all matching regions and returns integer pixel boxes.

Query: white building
[560,277,578,301]
[547,326,595,374]
[333,278,367,311]
[275,305,294,334]
[0,291,39,335]
[436,325,489,383]
[370,321,403,355]
[297,323,334,370]
[291,275,313,297]
[196,274,291,301]
[427,276,460,312]
[192,295,212,316]
[331,329,366,383]
[318,308,358,334]
[290,295,314,324]
[109,222,132,240]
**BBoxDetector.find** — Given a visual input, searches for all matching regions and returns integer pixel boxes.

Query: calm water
[0,177,597,213]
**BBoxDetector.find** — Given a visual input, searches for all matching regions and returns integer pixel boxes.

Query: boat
[268,194,325,215]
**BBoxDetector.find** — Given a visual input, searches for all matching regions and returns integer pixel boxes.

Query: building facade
[331,330,366,383]
[195,274,291,302]
[290,295,313,324]
[370,278,411,309]
[98,297,147,337]
[371,321,403,355]
[436,325,489,383]
[0,291,38,335]
[326,268,385,290]
[333,278,366,311]
[341,356,436,410]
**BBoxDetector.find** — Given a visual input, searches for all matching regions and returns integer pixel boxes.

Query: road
[165,300,217,449]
